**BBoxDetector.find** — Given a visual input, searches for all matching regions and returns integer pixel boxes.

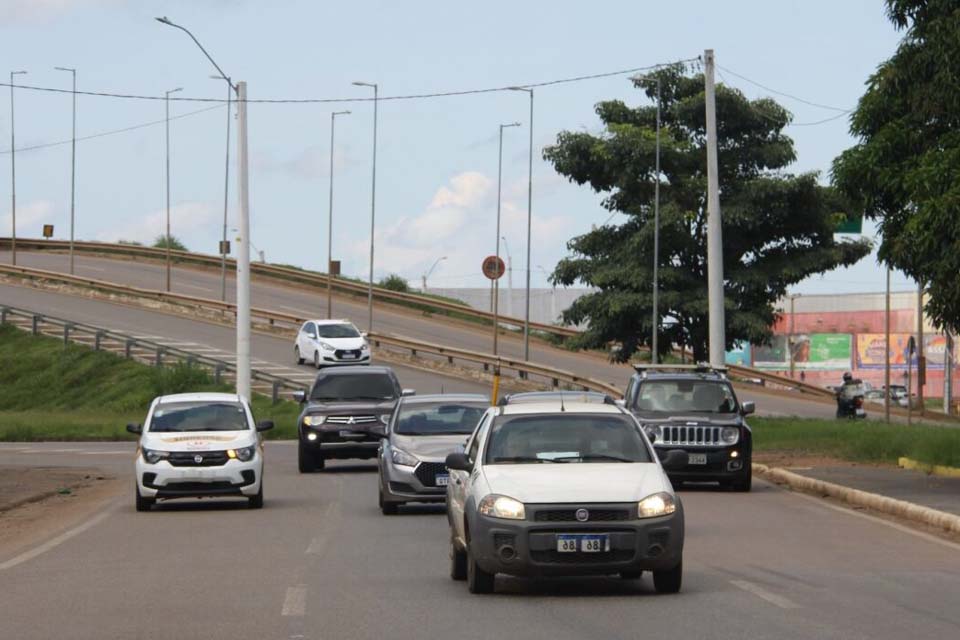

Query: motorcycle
[836,381,867,419]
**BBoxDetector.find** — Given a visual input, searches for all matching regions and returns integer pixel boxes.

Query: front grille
[534,508,631,522]
[334,349,362,359]
[531,549,634,564]
[493,534,516,549]
[660,425,725,447]
[167,451,230,467]
[414,462,449,487]
[326,415,377,425]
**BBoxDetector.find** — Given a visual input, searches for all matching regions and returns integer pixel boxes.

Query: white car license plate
[688,453,707,465]
[556,534,610,553]
[435,475,449,487]
[340,353,356,359]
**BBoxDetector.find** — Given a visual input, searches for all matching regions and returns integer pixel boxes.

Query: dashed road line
[730,579,801,609]
[281,585,307,617]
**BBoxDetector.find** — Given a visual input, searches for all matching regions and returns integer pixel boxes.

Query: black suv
[622,364,754,491]
[294,365,413,472]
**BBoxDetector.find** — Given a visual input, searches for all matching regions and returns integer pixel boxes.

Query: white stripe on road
[730,580,800,609]
[281,585,307,617]
[0,503,116,571]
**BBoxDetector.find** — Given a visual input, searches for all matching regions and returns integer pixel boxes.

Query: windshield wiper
[553,454,636,463]
[492,456,561,464]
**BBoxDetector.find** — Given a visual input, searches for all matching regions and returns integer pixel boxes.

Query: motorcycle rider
[836,372,864,418]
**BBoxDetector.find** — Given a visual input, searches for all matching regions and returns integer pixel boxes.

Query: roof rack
[631,362,728,376]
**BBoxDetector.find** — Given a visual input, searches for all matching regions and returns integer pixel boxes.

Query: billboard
[753,334,852,371]
[753,335,788,370]
[725,343,751,366]
[856,334,957,369]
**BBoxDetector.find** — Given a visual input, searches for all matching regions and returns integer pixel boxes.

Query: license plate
[688,453,707,465]
[339,430,363,438]
[856,408,866,416]
[556,534,610,553]
[340,353,356,359]
[435,475,449,487]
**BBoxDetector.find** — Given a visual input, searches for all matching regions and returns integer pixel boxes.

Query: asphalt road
[0,442,958,640]
[0,251,839,418]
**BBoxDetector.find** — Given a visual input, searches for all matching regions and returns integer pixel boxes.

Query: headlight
[391,447,419,467]
[643,425,662,442]
[638,492,677,518]
[478,494,526,520]
[361,343,370,352]
[317,340,335,351]
[142,448,169,464]
[231,444,257,462]
[303,415,326,426]
[379,414,392,425]
[720,426,740,445]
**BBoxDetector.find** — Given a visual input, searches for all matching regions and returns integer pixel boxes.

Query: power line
[0,103,225,155]
[716,64,850,112]
[0,57,701,104]
[715,68,852,128]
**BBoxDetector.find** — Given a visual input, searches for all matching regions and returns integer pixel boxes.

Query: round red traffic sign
[482,255,506,280]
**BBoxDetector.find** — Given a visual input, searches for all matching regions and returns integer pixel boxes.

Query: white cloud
[0,200,55,235]
[96,201,219,246]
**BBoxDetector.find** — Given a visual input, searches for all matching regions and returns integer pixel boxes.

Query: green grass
[0,324,300,441]
[751,417,960,468]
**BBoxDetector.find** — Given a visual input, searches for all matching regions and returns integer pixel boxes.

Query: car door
[449,410,491,541]
[301,322,317,355]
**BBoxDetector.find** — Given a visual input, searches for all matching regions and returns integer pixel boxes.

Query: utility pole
[508,86,535,361]
[54,67,77,275]
[164,87,182,292]
[352,81,378,332]
[235,80,251,401]
[494,122,520,356]
[327,110,350,318]
[917,282,924,415]
[219,77,231,302]
[789,294,797,378]
[651,76,661,364]
[9,70,26,266]
[884,266,891,423]
[945,332,954,415]
[704,49,725,367]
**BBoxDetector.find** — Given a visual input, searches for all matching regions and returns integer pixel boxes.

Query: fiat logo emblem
[194,455,203,464]
[575,508,590,522]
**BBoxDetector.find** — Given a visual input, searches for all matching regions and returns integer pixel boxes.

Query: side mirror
[308,333,318,340]
[659,449,689,471]
[741,401,755,416]
[256,420,274,432]
[643,426,658,443]
[401,389,416,397]
[370,424,388,438]
[126,423,142,435]
[615,399,626,408]
[293,390,307,404]
[361,331,369,339]
[445,452,472,472]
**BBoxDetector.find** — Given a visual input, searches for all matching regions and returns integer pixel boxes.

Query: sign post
[482,255,506,355]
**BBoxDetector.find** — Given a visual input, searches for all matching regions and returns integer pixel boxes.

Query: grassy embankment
[0,324,300,441]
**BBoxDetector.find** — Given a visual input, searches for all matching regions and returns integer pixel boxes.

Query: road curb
[753,463,960,535]
[898,457,960,479]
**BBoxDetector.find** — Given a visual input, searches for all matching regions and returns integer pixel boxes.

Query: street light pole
[422,256,447,292]
[327,110,350,319]
[502,235,514,317]
[353,81,378,332]
[164,87,182,292]
[215,75,232,302]
[9,70,26,266]
[495,122,520,356]
[651,77,661,364]
[509,87,535,361]
[704,49,726,367]
[54,67,77,275]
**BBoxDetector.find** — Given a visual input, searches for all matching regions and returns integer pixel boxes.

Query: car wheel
[450,535,467,581]
[467,547,495,594]
[379,489,399,515]
[295,346,304,365]
[731,468,752,492]
[313,351,322,369]
[620,570,643,580]
[653,560,683,594]
[298,444,315,473]
[135,485,155,512]
[248,482,264,509]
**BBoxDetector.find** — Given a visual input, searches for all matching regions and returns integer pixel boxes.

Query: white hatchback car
[445,402,687,594]
[294,319,371,369]
[128,393,273,511]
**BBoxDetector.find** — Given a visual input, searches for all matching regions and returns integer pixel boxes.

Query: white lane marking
[278,306,315,317]
[177,283,214,293]
[281,585,307,616]
[0,503,116,571]
[78,266,106,272]
[730,579,801,609]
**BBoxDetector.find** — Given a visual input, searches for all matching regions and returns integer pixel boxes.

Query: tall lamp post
[494,122,520,355]
[501,235,514,317]
[353,81,378,332]
[212,74,232,302]
[54,66,77,275]
[156,16,252,400]
[508,86,534,361]
[164,87,182,292]
[422,256,447,292]
[327,109,351,318]
[9,70,26,266]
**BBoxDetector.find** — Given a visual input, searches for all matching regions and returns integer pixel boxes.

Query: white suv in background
[295,319,371,369]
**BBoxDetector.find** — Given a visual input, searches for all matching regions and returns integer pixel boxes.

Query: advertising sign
[792,334,852,370]
[752,336,789,370]
[857,334,955,369]
[725,343,751,366]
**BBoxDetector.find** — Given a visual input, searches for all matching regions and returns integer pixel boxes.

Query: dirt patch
[0,467,113,513]
[753,451,897,471]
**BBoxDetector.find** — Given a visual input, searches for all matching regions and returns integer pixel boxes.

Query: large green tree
[832,0,960,333]
[544,66,871,362]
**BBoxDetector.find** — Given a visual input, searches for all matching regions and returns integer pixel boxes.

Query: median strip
[898,457,960,479]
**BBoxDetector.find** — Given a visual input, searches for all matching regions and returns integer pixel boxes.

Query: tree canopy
[832,0,960,333]
[153,235,188,251]
[544,65,871,362]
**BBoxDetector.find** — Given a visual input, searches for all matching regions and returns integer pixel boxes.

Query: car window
[304,322,317,336]
[466,413,490,463]
[148,401,249,432]
[310,373,397,401]
[634,380,737,413]
[316,323,361,339]
[394,402,487,436]
[484,414,652,464]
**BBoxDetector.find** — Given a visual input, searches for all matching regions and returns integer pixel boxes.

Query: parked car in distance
[622,364,753,491]
[128,392,273,511]
[295,319,371,369]
[376,393,488,515]
[498,390,617,406]
[864,389,886,404]
[446,402,687,595]
[294,366,413,472]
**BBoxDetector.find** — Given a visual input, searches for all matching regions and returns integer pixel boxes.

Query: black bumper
[657,446,751,484]
[300,428,381,460]
[142,471,256,498]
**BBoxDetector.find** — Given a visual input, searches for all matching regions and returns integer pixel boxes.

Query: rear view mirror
[741,401,755,416]
[256,420,274,432]
[445,452,471,472]
[293,390,307,404]
[126,423,142,435]
[401,389,416,397]
[659,450,689,471]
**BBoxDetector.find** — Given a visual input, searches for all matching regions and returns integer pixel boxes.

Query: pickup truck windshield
[485,414,651,464]
[310,374,396,401]
[634,380,737,414]
[149,402,249,432]
[394,402,486,436]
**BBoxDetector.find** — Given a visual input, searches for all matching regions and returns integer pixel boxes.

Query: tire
[379,487,399,515]
[248,482,264,509]
[135,485,155,512]
[313,351,322,369]
[620,570,643,580]
[467,547,495,594]
[298,444,315,473]
[450,536,467,581]
[295,346,304,365]
[653,560,683,594]
[731,468,752,492]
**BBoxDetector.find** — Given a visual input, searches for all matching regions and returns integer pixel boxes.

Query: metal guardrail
[0,238,579,339]
[0,264,620,396]
[0,304,306,403]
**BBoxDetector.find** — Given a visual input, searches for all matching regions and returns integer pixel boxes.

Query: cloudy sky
[0,0,914,293]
